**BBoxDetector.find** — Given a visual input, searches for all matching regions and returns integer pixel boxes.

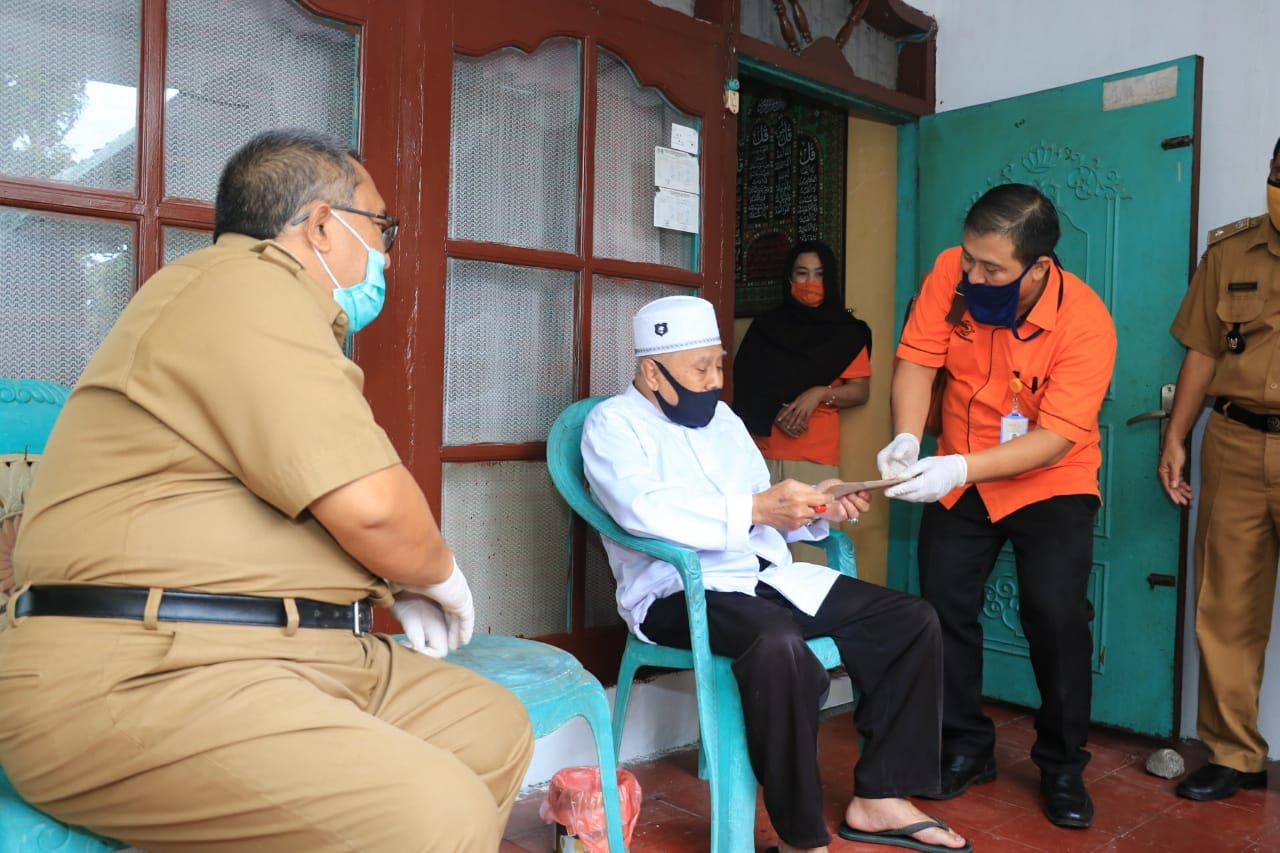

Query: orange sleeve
[839,348,872,380]
[897,246,963,367]
[1035,287,1117,446]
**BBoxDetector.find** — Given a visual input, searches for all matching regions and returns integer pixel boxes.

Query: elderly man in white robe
[581,295,970,853]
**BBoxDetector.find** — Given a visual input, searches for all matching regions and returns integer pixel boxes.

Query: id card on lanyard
[1001,375,1029,443]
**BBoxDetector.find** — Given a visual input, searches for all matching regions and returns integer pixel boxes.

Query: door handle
[1125,384,1176,426]
[1125,410,1169,425]
[1125,383,1176,458]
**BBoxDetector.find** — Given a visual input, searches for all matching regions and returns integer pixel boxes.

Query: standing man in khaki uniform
[1159,137,1280,802]
[0,129,534,850]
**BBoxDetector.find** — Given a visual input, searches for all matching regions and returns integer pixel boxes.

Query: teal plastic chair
[421,634,628,852]
[0,378,126,852]
[547,396,858,853]
[0,379,628,851]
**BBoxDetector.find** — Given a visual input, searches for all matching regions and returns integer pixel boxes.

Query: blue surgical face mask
[313,212,387,335]
[651,359,720,429]
[963,259,1036,328]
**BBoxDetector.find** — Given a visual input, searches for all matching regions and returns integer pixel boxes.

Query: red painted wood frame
[0,0,405,631]
[360,0,732,674]
[0,0,402,292]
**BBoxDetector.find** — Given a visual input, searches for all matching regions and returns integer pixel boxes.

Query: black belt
[1213,398,1280,434]
[12,585,374,635]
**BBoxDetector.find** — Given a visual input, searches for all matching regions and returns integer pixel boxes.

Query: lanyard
[1011,266,1065,342]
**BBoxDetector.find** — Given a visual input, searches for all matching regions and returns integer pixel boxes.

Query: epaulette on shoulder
[1207,215,1267,246]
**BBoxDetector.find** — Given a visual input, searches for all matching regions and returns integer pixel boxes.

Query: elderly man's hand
[752,479,832,531]
[814,478,870,523]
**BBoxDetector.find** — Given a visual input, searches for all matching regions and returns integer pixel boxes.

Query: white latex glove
[390,593,450,658]
[877,433,921,479]
[397,559,475,649]
[884,455,968,503]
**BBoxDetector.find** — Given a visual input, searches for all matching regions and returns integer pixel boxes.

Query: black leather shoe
[1175,762,1268,801]
[919,752,997,800]
[1041,771,1093,828]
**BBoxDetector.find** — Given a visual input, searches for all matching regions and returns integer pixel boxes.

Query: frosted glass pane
[163,227,212,265]
[0,207,133,385]
[589,275,693,397]
[1,1,140,191]
[450,40,580,252]
[442,461,571,636]
[165,0,358,202]
[585,532,622,628]
[444,260,576,445]
[594,48,698,270]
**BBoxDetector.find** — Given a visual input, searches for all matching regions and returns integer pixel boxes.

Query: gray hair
[213,129,362,240]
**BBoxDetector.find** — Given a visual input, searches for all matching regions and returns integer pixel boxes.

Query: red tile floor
[501,702,1280,852]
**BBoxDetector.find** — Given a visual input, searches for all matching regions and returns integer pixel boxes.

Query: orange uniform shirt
[897,246,1116,521]
[752,349,871,466]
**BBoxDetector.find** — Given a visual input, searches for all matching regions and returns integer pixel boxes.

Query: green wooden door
[903,57,1201,736]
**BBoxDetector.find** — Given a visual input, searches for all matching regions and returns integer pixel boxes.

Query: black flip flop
[837,818,973,853]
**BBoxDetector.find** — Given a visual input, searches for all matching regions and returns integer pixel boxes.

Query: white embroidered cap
[633,295,722,357]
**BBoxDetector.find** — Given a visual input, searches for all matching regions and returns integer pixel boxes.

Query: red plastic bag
[539,765,642,853]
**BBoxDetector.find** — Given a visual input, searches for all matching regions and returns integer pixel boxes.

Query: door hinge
[1146,573,1177,589]
[1161,135,1194,150]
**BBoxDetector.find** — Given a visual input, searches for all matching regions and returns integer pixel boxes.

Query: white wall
[909,0,1280,749]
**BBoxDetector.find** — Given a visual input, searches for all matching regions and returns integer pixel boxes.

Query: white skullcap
[633,295,722,357]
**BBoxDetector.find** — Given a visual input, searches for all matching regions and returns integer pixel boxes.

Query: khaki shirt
[14,234,400,606]
[1171,214,1280,411]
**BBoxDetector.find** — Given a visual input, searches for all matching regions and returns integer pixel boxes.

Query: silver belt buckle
[352,601,368,636]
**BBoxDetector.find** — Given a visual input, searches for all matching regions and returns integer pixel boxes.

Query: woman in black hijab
[733,240,872,486]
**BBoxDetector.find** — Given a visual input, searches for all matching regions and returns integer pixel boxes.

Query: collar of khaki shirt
[214,233,350,344]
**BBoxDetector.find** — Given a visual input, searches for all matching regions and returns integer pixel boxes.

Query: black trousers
[641,574,942,848]
[918,486,1098,776]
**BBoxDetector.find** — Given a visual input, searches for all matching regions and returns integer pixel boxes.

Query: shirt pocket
[1216,281,1266,327]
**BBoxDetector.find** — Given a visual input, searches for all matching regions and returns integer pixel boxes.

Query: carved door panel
[913,57,1201,736]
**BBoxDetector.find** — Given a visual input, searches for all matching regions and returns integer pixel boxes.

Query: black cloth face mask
[651,359,719,429]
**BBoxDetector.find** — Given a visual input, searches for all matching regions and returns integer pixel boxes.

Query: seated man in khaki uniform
[0,129,533,851]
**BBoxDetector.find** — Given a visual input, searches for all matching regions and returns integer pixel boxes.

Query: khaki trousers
[0,613,534,852]
[764,457,841,566]
[1194,412,1280,772]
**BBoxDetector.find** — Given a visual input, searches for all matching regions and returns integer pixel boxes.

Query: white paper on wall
[654,146,700,194]
[670,123,699,155]
[653,187,700,234]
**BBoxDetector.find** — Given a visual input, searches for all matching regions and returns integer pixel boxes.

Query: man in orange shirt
[878,184,1116,829]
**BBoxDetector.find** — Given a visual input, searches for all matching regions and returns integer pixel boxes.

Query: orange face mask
[790,280,825,307]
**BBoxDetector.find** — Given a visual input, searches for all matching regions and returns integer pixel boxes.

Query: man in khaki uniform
[1159,138,1280,802]
[0,130,533,850]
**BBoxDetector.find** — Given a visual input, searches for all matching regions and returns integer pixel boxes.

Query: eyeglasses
[290,204,400,252]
